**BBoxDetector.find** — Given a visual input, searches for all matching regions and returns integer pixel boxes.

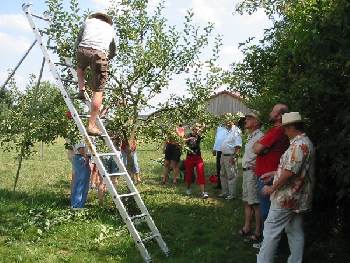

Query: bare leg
[199,184,205,193]
[77,67,85,91]
[162,160,170,184]
[253,204,262,236]
[97,171,106,205]
[134,173,141,183]
[88,91,103,133]
[170,161,179,184]
[90,163,98,188]
[243,202,253,233]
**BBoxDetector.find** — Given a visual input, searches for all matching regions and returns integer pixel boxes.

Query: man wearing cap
[257,112,315,263]
[239,112,264,241]
[253,104,290,222]
[217,113,242,200]
[75,12,116,136]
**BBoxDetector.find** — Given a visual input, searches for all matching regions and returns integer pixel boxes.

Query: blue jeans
[121,151,140,174]
[258,178,272,221]
[257,202,304,263]
[71,155,91,208]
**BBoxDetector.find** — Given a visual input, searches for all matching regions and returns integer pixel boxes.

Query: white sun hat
[282,112,303,126]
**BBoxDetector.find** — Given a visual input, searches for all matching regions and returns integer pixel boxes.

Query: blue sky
[0,0,271,112]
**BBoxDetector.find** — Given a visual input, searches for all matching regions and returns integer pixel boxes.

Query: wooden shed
[206,91,250,116]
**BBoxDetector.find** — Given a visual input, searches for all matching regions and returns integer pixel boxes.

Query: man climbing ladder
[16,3,169,262]
[75,11,116,136]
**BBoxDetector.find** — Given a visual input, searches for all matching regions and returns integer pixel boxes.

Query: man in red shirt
[253,104,289,223]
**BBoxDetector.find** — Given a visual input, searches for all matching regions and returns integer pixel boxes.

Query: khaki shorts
[76,47,108,92]
[242,169,259,205]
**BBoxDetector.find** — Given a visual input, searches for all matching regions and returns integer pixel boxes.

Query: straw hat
[282,112,303,126]
[89,12,113,25]
[245,111,261,123]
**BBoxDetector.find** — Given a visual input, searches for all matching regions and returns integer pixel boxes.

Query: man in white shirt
[212,122,227,189]
[75,12,116,136]
[218,113,242,200]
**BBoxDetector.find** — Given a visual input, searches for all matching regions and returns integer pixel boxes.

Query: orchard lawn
[0,138,330,263]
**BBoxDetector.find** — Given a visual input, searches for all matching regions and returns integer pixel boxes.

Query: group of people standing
[161,113,244,200]
[160,103,315,262]
[238,104,315,263]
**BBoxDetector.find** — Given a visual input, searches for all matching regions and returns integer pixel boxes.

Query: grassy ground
[0,139,347,262]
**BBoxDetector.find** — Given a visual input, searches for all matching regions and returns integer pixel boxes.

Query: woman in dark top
[161,129,183,184]
[184,124,208,199]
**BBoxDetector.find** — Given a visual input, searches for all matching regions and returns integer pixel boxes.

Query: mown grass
[1,139,344,263]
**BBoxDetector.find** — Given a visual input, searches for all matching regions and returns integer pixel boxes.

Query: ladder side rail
[94,161,152,262]
[90,106,169,256]
[86,85,169,255]
[95,115,169,255]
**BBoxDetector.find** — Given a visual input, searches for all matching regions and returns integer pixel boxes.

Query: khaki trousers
[220,155,238,196]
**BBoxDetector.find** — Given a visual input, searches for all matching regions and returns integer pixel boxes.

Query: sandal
[249,233,262,242]
[239,228,251,237]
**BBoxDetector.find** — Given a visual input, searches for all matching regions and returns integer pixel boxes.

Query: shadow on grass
[1,182,338,263]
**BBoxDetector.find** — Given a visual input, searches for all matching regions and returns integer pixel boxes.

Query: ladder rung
[142,233,159,243]
[106,172,127,177]
[32,13,50,21]
[130,213,147,221]
[55,62,73,68]
[119,192,137,198]
[78,114,90,118]
[78,114,106,119]
[88,133,108,137]
[61,78,78,84]
[97,153,118,157]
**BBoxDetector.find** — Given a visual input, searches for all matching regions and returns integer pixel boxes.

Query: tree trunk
[125,125,137,176]
[13,144,25,191]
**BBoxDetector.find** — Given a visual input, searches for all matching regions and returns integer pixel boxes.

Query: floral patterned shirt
[271,134,315,213]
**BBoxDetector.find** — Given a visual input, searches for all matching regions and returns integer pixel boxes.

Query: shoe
[185,189,191,195]
[202,192,208,199]
[217,193,228,198]
[225,195,235,200]
[76,90,87,100]
[252,242,262,249]
[87,127,103,136]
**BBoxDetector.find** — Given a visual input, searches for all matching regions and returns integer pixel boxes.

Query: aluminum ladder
[22,3,169,262]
